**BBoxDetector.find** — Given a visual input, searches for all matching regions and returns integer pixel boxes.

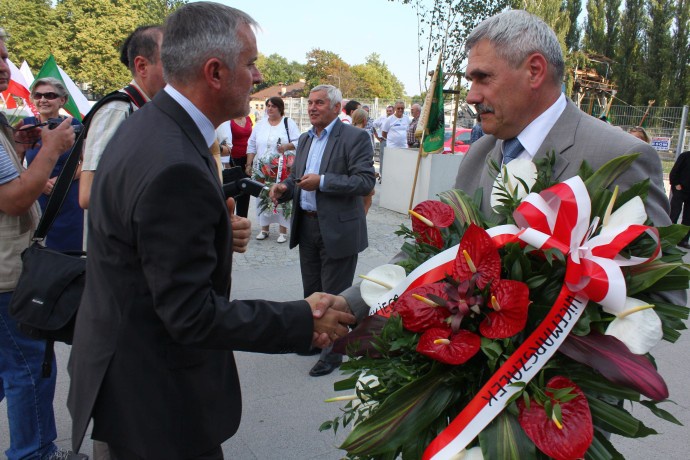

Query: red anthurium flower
[417,327,481,365]
[409,201,455,249]
[517,376,593,460]
[480,279,530,338]
[394,284,451,333]
[453,223,501,289]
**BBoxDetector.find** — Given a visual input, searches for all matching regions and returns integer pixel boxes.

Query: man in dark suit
[334,9,678,321]
[270,84,376,376]
[67,4,354,459]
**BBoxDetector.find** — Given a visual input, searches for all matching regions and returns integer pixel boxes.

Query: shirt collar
[163,84,217,148]
[516,93,567,158]
[308,116,339,139]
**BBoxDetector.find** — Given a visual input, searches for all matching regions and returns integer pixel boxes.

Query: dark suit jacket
[67,90,314,459]
[281,118,375,259]
[342,100,676,320]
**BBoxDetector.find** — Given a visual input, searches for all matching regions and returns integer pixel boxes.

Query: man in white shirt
[382,100,409,148]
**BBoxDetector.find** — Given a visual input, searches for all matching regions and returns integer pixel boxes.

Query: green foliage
[1,0,182,96]
[255,53,304,91]
[584,0,607,54]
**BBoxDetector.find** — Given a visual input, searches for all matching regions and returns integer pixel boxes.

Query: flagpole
[408,52,443,210]
[450,74,461,154]
[408,130,427,210]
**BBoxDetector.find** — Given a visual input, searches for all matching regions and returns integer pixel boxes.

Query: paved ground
[2,179,689,459]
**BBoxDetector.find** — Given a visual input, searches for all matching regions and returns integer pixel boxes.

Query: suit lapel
[152,91,220,184]
[534,100,580,180]
[319,119,342,174]
[296,132,312,176]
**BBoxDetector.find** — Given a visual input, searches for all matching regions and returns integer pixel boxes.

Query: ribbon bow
[488,176,660,313]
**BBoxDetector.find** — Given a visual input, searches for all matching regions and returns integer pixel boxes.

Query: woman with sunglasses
[23,77,83,251]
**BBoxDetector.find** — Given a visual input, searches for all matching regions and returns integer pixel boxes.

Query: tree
[670,0,690,105]
[1,0,182,96]
[563,0,582,51]
[603,0,621,58]
[643,0,674,105]
[255,53,304,91]
[303,48,353,96]
[0,0,59,69]
[393,0,509,91]
[350,54,405,99]
[584,0,607,55]
[613,0,647,105]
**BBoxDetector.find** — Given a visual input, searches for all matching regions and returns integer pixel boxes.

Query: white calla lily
[490,158,537,210]
[599,196,647,238]
[450,446,484,460]
[360,264,406,308]
[604,297,663,354]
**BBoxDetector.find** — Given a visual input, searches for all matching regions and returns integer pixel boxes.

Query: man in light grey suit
[270,84,376,376]
[455,9,670,227]
[335,9,676,321]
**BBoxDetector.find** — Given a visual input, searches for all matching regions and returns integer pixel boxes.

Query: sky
[210,0,424,96]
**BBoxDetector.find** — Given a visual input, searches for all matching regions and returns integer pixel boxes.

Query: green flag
[34,55,84,122]
[419,56,444,155]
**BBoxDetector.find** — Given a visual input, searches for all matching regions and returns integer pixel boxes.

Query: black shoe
[296,348,321,356]
[679,242,690,249]
[309,360,340,377]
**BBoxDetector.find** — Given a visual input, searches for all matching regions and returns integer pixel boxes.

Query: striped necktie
[209,140,223,181]
[502,137,524,164]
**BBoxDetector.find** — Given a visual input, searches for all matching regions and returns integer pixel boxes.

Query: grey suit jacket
[455,99,672,227]
[68,90,313,458]
[281,118,375,259]
[343,100,676,320]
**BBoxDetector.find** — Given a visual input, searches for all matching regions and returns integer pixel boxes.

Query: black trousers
[670,189,690,242]
[298,213,358,364]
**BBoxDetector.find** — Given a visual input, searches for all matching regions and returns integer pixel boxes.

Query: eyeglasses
[32,92,60,100]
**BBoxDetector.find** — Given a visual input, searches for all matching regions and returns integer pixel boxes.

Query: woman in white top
[246,96,300,243]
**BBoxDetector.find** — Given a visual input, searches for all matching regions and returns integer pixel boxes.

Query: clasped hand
[306,293,355,349]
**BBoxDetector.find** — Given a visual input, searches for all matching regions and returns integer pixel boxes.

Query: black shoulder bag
[8,88,140,377]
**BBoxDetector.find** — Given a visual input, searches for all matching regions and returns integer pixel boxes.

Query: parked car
[443,128,472,153]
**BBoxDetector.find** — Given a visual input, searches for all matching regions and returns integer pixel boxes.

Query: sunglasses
[32,92,61,100]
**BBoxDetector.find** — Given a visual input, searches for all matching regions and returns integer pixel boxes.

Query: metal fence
[580,101,689,160]
[279,97,689,163]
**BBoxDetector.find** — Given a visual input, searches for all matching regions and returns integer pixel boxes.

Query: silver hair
[310,84,342,109]
[466,9,565,84]
[161,2,258,84]
[31,77,68,99]
[394,100,405,107]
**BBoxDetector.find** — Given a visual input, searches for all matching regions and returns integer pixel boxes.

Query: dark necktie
[502,137,523,164]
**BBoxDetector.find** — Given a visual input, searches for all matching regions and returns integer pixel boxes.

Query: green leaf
[626,261,685,295]
[639,400,683,426]
[334,374,359,392]
[585,429,625,460]
[587,396,657,438]
[479,410,536,459]
[658,224,690,247]
[339,367,455,456]
[439,188,486,228]
[584,154,640,197]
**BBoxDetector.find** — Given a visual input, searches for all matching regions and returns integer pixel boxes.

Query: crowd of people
[0,4,687,460]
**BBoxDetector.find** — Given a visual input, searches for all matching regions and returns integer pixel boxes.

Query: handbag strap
[283,117,291,143]
[33,123,85,240]
[33,87,143,240]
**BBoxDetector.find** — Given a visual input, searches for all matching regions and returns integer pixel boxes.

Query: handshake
[306,293,356,349]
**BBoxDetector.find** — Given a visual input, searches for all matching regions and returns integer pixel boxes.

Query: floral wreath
[252,150,295,219]
[322,153,689,460]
